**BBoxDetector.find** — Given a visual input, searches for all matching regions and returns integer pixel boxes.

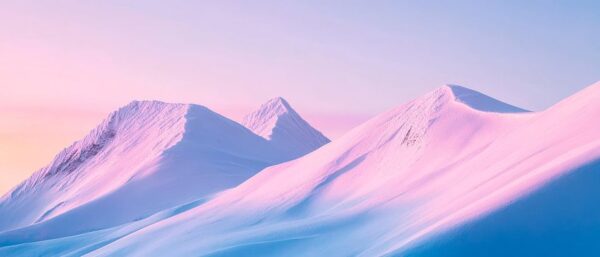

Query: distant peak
[123,100,187,109]
[259,97,294,115]
[242,97,329,158]
[438,84,528,113]
[242,97,300,138]
[268,96,290,106]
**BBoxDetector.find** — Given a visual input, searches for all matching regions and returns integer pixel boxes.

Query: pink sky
[1,1,598,194]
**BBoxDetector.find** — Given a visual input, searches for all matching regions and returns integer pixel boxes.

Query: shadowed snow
[2,82,600,257]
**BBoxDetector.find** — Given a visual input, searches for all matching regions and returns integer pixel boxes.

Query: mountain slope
[402,159,600,257]
[2,83,600,257]
[447,85,528,113]
[71,84,556,256]
[0,100,291,238]
[83,83,600,257]
[400,82,600,256]
[242,97,330,159]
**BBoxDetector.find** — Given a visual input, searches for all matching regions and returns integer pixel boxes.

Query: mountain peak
[254,97,294,118]
[439,84,528,113]
[119,100,188,115]
[351,84,529,152]
[242,97,299,139]
[0,99,290,232]
[242,97,330,159]
[268,96,291,106]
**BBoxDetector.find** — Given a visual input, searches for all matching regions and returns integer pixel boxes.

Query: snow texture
[0,99,327,239]
[1,82,599,257]
[242,97,330,159]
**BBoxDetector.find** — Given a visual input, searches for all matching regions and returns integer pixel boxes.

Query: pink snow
[1,82,600,257]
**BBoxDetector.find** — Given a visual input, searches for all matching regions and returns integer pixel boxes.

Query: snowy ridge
[242,97,294,139]
[446,84,528,113]
[6,101,185,197]
[0,99,300,236]
[242,97,330,159]
[58,85,536,256]
[205,85,526,215]
[72,83,596,257]
[333,84,524,153]
[0,101,190,231]
[2,82,600,256]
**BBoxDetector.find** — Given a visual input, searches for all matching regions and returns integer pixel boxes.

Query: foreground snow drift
[402,159,600,257]
[1,82,599,256]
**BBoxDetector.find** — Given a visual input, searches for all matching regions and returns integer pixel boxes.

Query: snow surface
[242,97,330,159]
[446,85,528,113]
[0,99,328,241]
[1,82,600,256]
[402,159,600,257]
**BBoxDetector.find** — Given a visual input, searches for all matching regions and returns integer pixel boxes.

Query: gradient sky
[1,1,599,194]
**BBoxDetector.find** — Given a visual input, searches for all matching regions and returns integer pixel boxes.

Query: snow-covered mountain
[402,82,600,257]
[0,99,327,239]
[242,97,330,159]
[1,83,600,257]
[70,85,532,256]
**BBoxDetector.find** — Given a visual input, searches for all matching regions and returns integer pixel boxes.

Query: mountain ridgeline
[1,82,600,257]
[0,98,329,235]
